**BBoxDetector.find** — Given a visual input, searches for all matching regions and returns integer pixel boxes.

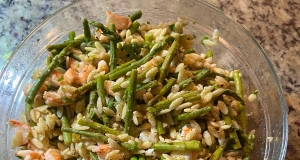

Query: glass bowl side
[0,0,287,159]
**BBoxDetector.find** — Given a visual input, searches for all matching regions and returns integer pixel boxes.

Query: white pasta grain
[120,80,130,88]
[31,138,43,149]
[169,97,184,110]
[103,107,116,117]
[218,101,228,114]
[203,131,212,146]
[158,109,172,115]
[175,102,192,110]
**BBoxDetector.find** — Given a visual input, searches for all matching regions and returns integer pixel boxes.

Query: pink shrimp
[9,120,31,145]
[50,70,64,87]
[92,144,111,159]
[15,150,44,160]
[106,11,132,30]
[63,68,78,84]
[44,148,62,160]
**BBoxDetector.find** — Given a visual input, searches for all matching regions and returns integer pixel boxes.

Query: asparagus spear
[124,69,138,133]
[88,152,98,160]
[156,116,166,135]
[83,18,91,43]
[209,140,228,160]
[136,80,158,93]
[62,127,138,151]
[68,30,75,40]
[148,78,176,106]
[152,140,201,151]
[178,78,193,90]
[174,106,211,122]
[62,127,108,141]
[221,113,242,150]
[86,90,98,119]
[129,21,140,34]
[109,23,117,71]
[130,10,142,22]
[96,75,109,125]
[46,39,82,52]
[77,118,122,135]
[233,70,247,130]
[25,44,73,104]
[89,21,122,42]
[25,103,36,126]
[158,40,179,83]
[61,107,72,145]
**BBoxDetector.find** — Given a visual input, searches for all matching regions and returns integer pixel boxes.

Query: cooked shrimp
[9,120,31,146]
[43,91,62,105]
[104,80,115,96]
[15,150,44,160]
[44,148,62,160]
[106,11,132,30]
[68,58,96,85]
[50,69,65,87]
[92,144,111,159]
[63,68,78,84]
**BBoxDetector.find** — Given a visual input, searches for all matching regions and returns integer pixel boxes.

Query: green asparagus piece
[148,78,176,106]
[222,89,245,105]
[130,10,142,22]
[152,140,201,151]
[89,21,122,42]
[69,53,82,61]
[174,106,211,122]
[221,113,242,150]
[25,44,73,104]
[156,116,166,135]
[136,80,158,93]
[194,68,211,82]
[120,141,139,151]
[138,155,146,160]
[129,21,140,34]
[243,133,255,159]
[107,97,116,112]
[122,43,139,60]
[233,70,247,130]
[46,39,83,52]
[124,69,138,133]
[209,141,228,160]
[96,75,109,125]
[130,156,138,160]
[77,118,122,135]
[68,30,75,40]
[89,151,98,160]
[25,103,36,126]
[62,127,108,142]
[109,36,174,80]
[183,48,195,54]
[158,40,179,83]
[61,107,72,145]
[206,50,213,58]
[86,90,98,119]
[109,23,117,71]
[83,18,91,43]
[62,127,138,151]
[178,78,193,90]
[145,32,153,42]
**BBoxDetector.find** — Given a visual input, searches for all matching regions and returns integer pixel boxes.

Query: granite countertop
[0,0,299,159]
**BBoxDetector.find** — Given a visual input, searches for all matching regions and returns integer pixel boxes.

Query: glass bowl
[0,0,287,159]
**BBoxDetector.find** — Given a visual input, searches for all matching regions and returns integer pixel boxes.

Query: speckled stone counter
[0,0,299,159]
